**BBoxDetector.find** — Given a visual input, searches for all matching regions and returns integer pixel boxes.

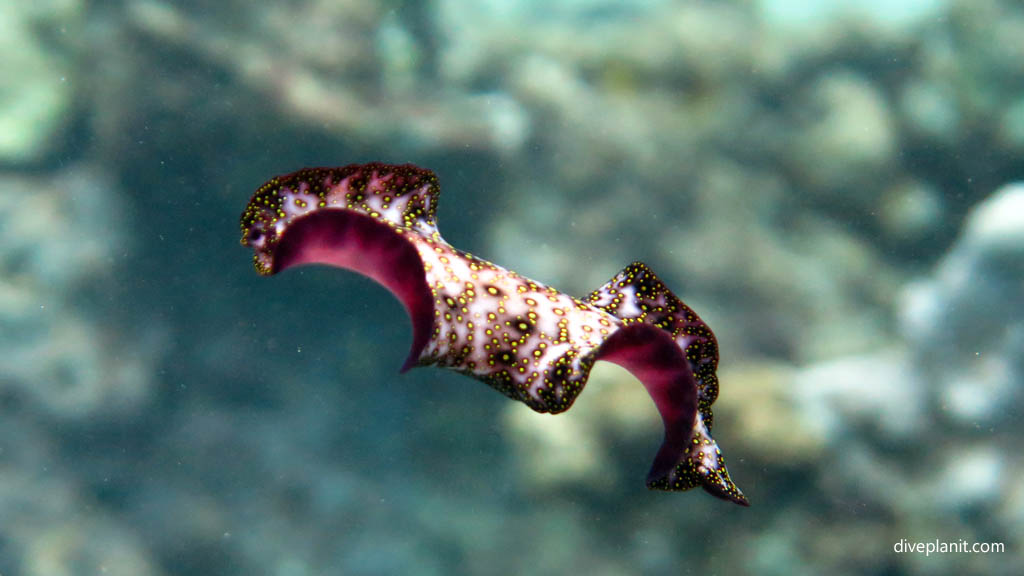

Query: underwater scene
[1,0,1021,574]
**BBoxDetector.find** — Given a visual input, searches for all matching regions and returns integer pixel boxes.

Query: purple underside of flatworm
[239,162,748,506]
[268,209,434,372]
[596,323,699,482]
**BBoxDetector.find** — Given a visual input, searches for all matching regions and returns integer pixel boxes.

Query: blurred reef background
[1,0,1022,574]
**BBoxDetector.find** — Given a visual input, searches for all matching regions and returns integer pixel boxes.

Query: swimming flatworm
[240,162,748,506]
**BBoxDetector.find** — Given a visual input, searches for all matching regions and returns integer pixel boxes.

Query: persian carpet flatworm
[240,162,748,505]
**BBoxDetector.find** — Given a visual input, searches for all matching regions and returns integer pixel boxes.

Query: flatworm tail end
[590,263,748,506]
[239,163,440,371]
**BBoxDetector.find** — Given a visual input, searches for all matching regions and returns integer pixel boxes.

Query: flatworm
[240,162,748,506]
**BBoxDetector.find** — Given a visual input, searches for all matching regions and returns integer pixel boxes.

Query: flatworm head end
[240,163,441,275]
[240,185,282,276]
[239,163,441,370]
[239,169,326,276]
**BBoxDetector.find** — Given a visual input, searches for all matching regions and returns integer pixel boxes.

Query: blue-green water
[1,1,1021,574]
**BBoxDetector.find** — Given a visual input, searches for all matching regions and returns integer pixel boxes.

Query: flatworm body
[240,162,748,506]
